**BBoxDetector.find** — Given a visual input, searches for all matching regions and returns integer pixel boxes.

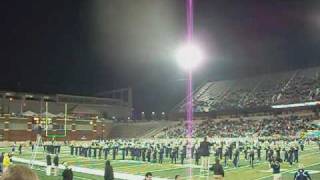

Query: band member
[159,146,164,164]
[180,145,186,165]
[112,146,116,160]
[147,148,151,162]
[195,147,200,165]
[70,145,74,156]
[249,148,255,168]
[104,146,109,160]
[233,148,240,168]
[18,144,22,155]
[171,147,177,164]
[121,145,126,160]
[152,147,157,163]
[257,144,261,161]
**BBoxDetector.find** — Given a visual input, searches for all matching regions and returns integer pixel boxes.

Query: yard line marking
[34,168,94,180]
[255,162,320,180]
[13,157,170,180]
[180,150,320,179]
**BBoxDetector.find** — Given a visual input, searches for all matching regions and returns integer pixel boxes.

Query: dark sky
[1,0,320,113]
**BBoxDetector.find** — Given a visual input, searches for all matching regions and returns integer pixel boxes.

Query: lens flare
[176,43,203,71]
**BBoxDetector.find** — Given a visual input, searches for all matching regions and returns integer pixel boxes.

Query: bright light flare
[176,43,203,71]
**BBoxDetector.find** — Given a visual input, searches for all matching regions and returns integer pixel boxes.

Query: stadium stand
[155,113,315,138]
[175,66,320,113]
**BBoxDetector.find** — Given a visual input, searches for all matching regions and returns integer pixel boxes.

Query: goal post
[44,102,68,139]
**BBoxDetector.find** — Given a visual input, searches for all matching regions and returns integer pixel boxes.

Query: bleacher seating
[155,114,314,138]
[176,66,320,112]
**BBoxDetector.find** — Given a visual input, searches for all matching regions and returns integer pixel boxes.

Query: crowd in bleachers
[258,116,312,137]
[180,67,320,113]
[155,115,314,139]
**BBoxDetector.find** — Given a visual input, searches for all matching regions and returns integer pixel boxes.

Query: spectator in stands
[1,164,39,180]
[293,164,312,180]
[157,114,312,139]
[62,162,73,180]
[104,160,114,180]
[209,159,224,180]
[144,172,152,180]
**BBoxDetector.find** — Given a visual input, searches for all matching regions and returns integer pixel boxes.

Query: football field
[2,143,320,180]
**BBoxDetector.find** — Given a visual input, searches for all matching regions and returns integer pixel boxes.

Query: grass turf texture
[1,144,319,180]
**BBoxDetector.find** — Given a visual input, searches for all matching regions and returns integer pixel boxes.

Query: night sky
[1,0,320,114]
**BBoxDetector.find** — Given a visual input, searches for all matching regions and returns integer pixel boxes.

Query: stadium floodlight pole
[64,103,67,136]
[175,0,204,177]
[45,101,48,137]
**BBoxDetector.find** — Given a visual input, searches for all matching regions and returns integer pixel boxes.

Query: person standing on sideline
[46,153,52,176]
[271,158,281,180]
[209,159,224,180]
[104,160,114,180]
[3,153,11,173]
[12,142,16,152]
[293,164,312,180]
[53,154,59,176]
[62,162,73,180]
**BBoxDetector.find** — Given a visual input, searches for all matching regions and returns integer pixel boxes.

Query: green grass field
[1,143,319,180]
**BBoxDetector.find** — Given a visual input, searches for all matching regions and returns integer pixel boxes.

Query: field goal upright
[44,102,69,140]
[29,102,68,167]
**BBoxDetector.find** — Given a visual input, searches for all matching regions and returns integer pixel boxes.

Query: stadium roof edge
[0,90,122,101]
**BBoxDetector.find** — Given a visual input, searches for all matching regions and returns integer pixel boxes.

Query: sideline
[13,157,171,180]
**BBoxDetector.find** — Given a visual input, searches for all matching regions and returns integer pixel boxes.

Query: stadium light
[176,42,203,71]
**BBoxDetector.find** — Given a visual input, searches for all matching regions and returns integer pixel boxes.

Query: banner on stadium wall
[271,101,320,109]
